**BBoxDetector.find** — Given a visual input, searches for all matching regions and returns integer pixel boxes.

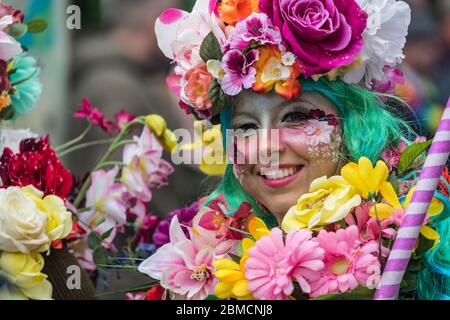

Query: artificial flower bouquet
[157,0,410,122]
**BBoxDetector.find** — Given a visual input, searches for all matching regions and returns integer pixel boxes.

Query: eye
[232,123,259,131]
[282,111,308,124]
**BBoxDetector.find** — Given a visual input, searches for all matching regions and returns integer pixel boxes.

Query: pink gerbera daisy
[309,225,381,298]
[244,228,324,300]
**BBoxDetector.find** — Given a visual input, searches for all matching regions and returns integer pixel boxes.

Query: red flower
[114,110,136,131]
[439,167,450,197]
[0,136,73,198]
[144,285,166,300]
[74,97,113,133]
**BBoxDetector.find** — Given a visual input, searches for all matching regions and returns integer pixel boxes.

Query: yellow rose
[0,252,52,300]
[282,176,362,231]
[0,186,49,254]
[22,186,72,243]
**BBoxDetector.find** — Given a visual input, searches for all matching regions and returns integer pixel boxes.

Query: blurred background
[4,0,450,297]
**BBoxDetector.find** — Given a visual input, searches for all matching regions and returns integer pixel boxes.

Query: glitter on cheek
[279,120,342,163]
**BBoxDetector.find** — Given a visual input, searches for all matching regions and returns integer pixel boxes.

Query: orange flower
[0,94,10,112]
[219,0,259,26]
[252,45,302,100]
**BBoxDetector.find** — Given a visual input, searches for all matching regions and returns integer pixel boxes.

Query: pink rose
[182,65,213,110]
[259,0,368,76]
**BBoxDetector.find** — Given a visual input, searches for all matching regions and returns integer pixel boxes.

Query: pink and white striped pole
[374,97,450,300]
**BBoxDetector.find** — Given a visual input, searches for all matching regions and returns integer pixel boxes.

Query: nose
[258,128,286,165]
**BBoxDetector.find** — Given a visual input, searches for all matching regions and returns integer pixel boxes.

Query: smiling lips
[259,165,304,188]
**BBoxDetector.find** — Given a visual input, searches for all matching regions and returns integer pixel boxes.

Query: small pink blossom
[245,228,324,300]
[74,97,113,133]
[303,120,335,147]
[114,110,136,131]
[309,226,381,298]
[121,127,174,202]
[371,66,405,94]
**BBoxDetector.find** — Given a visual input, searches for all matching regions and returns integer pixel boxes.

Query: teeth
[261,167,298,180]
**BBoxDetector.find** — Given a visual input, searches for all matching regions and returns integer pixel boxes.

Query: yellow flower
[145,114,177,152]
[212,217,269,300]
[22,186,72,243]
[0,252,52,300]
[145,114,167,137]
[341,157,389,199]
[371,183,443,247]
[282,176,361,231]
[179,121,226,176]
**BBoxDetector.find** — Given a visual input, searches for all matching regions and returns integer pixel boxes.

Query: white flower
[281,52,296,66]
[0,128,38,153]
[0,15,22,61]
[155,0,227,76]
[343,0,411,88]
[0,186,49,254]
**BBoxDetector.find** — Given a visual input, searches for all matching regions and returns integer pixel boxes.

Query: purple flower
[229,12,282,50]
[152,201,199,248]
[371,66,404,94]
[259,0,368,77]
[221,49,259,96]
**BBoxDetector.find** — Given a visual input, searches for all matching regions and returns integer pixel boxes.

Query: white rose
[0,187,49,254]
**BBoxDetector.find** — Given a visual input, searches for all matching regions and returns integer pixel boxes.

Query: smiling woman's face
[231,90,343,222]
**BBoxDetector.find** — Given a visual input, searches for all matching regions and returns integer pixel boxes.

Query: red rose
[144,285,166,300]
[0,136,73,198]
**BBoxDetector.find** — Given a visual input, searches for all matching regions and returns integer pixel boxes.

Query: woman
[139,0,450,300]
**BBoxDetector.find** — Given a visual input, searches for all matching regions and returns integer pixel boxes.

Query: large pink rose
[259,0,368,77]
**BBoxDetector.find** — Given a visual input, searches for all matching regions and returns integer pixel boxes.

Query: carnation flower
[245,228,324,300]
[0,136,73,199]
[309,226,381,297]
[259,0,368,77]
[343,0,411,89]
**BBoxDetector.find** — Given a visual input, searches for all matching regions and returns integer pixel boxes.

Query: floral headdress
[156,0,411,122]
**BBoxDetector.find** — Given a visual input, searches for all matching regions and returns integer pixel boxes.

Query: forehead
[233,90,338,118]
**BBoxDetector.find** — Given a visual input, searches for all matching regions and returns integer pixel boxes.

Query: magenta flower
[74,97,113,133]
[229,12,282,50]
[245,228,324,300]
[371,66,405,94]
[114,110,136,131]
[221,49,259,96]
[259,0,368,76]
[309,225,381,298]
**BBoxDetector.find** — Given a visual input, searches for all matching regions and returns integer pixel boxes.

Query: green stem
[55,124,92,152]
[72,117,145,208]
[58,139,114,157]
[372,198,383,261]
[95,161,126,170]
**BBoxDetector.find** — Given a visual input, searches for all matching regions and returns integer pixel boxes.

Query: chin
[259,193,301,223]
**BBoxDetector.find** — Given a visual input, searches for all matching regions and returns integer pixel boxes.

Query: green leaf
[312,286,375,300]
[101,228,114,241]
[208,79,231,117]
[235,240,244,257]
[7,23,28,39]
[27,19,48,33]
[0,105,14,120]
[200,32,223,63]
[93,246,109,266]
[204,295,219,300]
[87,232,102,249]
[398,140,432,174]
[227,253,242,264]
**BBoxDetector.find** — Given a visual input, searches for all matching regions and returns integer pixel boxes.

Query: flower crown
[157,0,411,122]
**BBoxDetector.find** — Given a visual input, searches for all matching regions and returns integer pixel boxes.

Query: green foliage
[200,32,223,62]
[26,19,48,33]
[398,140,432,174]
